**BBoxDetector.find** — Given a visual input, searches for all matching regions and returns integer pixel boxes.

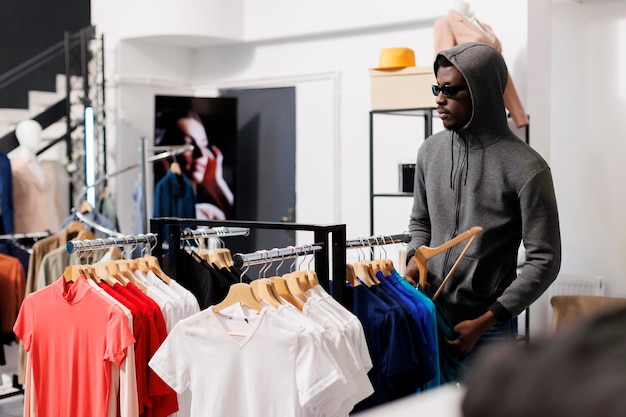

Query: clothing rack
[72,208,123,237]
[0,231,51,241]
[66,232,159,254]
[72,143,193,215]
[140,139,197,232]
[150,217,347,304]
[346,232,411,249]
[233,244,323,269]
[180,226,250,241]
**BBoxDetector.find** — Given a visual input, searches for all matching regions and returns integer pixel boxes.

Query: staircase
[0,26,107,208]
[0,74,79,160]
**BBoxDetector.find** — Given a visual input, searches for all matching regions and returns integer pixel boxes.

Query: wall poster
[153,95,237,220]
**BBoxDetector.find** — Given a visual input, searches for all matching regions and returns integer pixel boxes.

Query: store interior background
[3,0,626,340]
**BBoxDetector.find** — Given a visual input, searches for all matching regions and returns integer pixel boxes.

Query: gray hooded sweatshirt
[407,42,561,325]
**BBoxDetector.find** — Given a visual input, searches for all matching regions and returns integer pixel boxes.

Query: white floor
[0,343,23,417]
[0,393,23,417]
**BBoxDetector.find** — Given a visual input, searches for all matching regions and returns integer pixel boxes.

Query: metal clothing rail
[150,218,347,304]
[72,144,194,209]
[73,209,123,238]
[0,231,51,240]
[346,232,411,249]
[233,244,323,269]
[180,226,250,241]
[66,232,158,254]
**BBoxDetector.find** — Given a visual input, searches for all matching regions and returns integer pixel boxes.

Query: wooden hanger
[294,271,312,292]
[143,255,171,284]
[170,161,182,175]
[269,276,304,310]
[79,200,93,214]
[63,265,86,283]
[346,264,360,286]
[93,262,118,286]
[306,270,320,288]
[75,228,95,242]
[213,283,264,313]
[66,220,85,237]
[117,264,149,292]
[284,273,308,303]
[413,226,483,298]
[250,278,283,309]
[351,261,378,287]
[208,248,234,269]
[370,257,394,277]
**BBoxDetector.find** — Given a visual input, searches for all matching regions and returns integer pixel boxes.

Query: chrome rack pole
[345,232,411,249]
[66,232,158,254]
[233,244,322,269]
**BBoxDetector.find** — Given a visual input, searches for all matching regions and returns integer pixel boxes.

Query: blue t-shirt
[370,283,435,394]
[392,269,441,389]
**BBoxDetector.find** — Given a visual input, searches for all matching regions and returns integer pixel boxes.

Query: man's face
[435,65,472,131]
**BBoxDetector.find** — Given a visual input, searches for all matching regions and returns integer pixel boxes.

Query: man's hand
[404,256,420,287]
[445,311,498,355]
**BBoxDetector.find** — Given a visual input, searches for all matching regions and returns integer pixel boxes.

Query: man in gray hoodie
[404,42,561,363]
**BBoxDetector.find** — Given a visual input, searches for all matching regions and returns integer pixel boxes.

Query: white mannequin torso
[13,120,46,186]
[450,1,495,42]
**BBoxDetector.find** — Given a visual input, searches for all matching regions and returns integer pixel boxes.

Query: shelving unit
[369,107,437,236]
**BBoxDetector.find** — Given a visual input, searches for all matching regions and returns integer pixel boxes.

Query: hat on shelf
[374,47,416,70]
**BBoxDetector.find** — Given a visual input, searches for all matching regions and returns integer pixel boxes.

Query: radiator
[547,275,605,298]
[546,275,605,329]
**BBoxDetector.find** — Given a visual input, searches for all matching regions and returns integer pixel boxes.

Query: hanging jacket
[153,170,196,219]
[407,42,561,325]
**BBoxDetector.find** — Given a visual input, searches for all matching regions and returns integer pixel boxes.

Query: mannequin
[14,120,46,186]
[451,1,495,42]
[434,2,529,128]
[10,120,63,233]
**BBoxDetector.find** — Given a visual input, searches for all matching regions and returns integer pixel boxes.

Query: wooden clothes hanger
[283,272,308,303]
[212,283,264,313]
[250,278,283,309]
[79,200,93,214]
[351,260,379,287]
[169,161,182,176]
[346,264,360,286]
[413,226,483,299]
[269,276,304,310]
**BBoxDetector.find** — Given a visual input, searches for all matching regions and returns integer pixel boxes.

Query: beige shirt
[11,158,63,233]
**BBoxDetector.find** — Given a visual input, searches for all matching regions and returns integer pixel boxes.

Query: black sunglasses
[431,84,468,98]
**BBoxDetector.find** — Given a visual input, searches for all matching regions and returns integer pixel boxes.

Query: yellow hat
[374,47,416,70]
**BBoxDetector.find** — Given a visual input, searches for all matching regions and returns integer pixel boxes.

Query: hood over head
[434,42,510,144]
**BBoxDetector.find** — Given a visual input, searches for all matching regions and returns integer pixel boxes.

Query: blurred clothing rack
[180,226,250,241]
[66,232,158,254]
[233,244,323,269]
[72,208,122,237]
[150,217,347,304]
[0,231,51,240]
[346,232,411,248]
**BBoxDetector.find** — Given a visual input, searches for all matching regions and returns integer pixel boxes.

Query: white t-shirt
[149,307,343,417]
[302,295,374,417]
[227,302,356,417]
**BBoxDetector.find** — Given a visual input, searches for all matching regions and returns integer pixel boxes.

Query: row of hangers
[345,227,483,300]
[63,234,172,292]
[346,235,401,288]
[183,228,235,269]
[213,246,321,314]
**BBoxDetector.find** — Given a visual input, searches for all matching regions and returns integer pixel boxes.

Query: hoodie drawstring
[450,132,470,189]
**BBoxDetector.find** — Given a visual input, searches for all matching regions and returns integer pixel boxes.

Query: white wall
[551,2,626,297]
